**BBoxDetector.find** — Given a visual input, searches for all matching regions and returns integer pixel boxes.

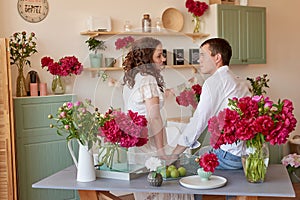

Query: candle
[30,83,38,96]
[39,83,47,96]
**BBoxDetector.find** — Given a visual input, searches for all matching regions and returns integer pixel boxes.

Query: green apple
[170,169,179,178]
[166,169,171,178]
[167,165,176,171]
[178,167,187,177]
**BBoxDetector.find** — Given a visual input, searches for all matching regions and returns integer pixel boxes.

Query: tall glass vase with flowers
[96,108,148,172]
[208,75,297,183]
[9,31,38,97]
[41,56,83,94]
[115,36,135,67]
[48,99,102,182]
[185,0,209,33]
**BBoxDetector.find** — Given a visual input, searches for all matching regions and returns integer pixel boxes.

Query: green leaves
[85,37,107,54]
[247,74,269,96]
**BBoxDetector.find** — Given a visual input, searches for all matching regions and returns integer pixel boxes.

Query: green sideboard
[14,94,79,200]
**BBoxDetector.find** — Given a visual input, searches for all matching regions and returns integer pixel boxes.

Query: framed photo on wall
[173,49,184,65]
[189,49,199,64]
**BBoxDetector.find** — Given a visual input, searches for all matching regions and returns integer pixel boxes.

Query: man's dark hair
[200,38,232,66]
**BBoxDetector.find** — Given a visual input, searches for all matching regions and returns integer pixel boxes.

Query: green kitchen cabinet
[14,95,79,200]
[206,4,266,65]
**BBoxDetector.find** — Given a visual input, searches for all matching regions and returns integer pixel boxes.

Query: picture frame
[173,49,184,65]
[189,49,200,65]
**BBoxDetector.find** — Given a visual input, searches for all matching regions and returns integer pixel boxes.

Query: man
[172,38,251,169]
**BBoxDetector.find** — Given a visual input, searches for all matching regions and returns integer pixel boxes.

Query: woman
[122,37,193,200]
[122,37,168,163]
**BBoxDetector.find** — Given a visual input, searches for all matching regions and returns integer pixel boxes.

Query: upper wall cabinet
[206,5,266,65]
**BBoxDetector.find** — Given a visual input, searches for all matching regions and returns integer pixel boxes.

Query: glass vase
[16,67,27,97]
[51,75,65,94]
[193,15,201,33]
[241,142,269,183]
[97,143,128,172]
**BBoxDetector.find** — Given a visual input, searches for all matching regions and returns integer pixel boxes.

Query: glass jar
[142,14,151,32]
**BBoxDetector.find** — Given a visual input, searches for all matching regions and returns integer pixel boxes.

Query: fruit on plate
[170,169,179,178]
[178,166,187,177]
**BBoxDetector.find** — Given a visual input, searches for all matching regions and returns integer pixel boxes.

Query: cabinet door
[244,7,266,64]
[217,5,266,64]
[217,6,242,64]
[14,95,79,200]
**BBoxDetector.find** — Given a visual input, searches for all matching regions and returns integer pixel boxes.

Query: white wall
[1,0,300,136]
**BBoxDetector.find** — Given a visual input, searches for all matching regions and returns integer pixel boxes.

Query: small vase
[193,15,201,33]
[89,53,103,68]
[147,171,163,187]
[51,75,65,94]
[16,67,27,97]
[197,168,212,181]
[241,142,269,183]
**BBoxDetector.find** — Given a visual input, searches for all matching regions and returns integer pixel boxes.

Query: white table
[32,164,295,200]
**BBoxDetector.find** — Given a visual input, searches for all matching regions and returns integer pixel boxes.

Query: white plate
[179,175,227,189]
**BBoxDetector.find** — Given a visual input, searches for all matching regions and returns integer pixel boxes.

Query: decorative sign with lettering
[17,0,49,23]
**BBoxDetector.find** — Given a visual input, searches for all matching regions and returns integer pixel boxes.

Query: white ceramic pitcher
[68,140,96,182]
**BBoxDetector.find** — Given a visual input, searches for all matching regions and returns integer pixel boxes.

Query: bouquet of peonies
[195,152,219,173]
[208,74,297,182]
[176,83,202,109]
[115,36,135,50]
[97,109,148,169]
[41,56,83,76]
[209,95,297,149]
[282,153,300,173]
[48,99,101,150]
[185,0,208,17]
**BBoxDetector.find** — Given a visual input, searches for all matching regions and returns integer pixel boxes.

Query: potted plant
[85,37,107,68]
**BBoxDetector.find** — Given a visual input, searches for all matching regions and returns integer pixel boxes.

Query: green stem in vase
[244,134,268,182]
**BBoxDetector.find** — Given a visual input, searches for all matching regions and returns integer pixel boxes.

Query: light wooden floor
[119,183,300,200]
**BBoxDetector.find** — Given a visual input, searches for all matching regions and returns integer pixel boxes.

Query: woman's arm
[145,97,166,156]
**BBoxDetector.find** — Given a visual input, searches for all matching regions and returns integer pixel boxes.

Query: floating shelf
[80,31,209,40]
[84,64,198,71]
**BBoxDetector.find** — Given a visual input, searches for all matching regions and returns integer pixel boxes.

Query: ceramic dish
[162,8,184,32]
[179,175,227,189]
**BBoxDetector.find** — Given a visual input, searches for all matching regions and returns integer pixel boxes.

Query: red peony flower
[208,95,297,149]
[197,152,219,173]
[99,109,148,148]
[185,0,209,17]
[41,55,83,76]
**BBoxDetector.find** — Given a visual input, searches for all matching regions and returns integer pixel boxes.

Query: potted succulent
[85,37,107,68]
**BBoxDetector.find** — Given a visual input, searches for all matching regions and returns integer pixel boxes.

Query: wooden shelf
[84,64,198,72]
[80,31,209,40]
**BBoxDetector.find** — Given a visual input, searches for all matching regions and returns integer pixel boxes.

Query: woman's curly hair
[122,37,165,92]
